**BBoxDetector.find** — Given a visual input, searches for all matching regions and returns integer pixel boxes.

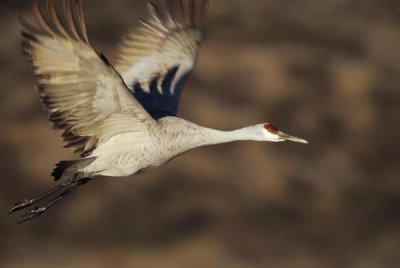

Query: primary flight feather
[10,0,307,223]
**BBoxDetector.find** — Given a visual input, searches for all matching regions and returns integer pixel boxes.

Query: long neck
[198,126,262,146]
[159,118,261,152]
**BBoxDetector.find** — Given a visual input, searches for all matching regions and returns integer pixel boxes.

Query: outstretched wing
[116,0,211,119]
[22,0,155,157]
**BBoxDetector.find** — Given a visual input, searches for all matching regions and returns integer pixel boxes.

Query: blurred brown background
[1,0,400,267]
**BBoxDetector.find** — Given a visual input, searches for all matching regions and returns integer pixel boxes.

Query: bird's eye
[264,123,279,133]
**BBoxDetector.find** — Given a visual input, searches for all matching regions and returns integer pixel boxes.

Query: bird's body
[82,117,202,177]
[10,0,308,223]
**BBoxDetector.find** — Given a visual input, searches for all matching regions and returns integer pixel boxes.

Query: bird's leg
[9,181,72,214]
[17,185,77,224]
[9,177,94,224]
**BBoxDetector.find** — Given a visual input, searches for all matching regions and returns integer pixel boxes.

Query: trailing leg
[9,182,71,214]
[9,177,94,224]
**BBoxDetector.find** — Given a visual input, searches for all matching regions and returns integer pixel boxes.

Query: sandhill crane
[9,0,308,223]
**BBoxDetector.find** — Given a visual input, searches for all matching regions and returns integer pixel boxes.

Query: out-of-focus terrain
[1,0,400,267]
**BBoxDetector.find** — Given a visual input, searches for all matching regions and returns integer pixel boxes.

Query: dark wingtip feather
[51,158,95,181]
[21,31,38,42]
[52,161,75,181]
[99,52,111,66]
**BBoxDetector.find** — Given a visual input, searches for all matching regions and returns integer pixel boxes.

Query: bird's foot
[8,199,35,214]
[18,206,47,224]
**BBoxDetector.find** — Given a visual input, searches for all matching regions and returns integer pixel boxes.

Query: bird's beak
[278,131,309,144]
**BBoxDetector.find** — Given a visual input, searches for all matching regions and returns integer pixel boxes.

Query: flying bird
[9,0,308,223]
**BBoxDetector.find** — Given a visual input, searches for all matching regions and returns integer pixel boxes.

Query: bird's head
[257,123,308,144]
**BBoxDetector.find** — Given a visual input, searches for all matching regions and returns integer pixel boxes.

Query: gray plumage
[9,0,307,223]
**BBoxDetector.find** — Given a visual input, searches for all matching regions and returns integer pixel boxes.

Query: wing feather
[115,0,211,119]
[23,0,155,156]
[46,0,69,38]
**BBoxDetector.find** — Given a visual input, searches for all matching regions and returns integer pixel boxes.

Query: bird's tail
[52,158,96,182]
